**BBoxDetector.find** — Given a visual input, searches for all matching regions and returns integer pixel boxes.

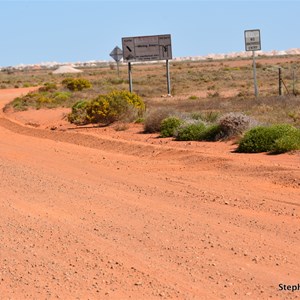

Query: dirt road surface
[0,88,299,299]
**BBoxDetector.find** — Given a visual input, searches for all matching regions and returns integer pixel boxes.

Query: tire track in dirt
[1,88,299,299]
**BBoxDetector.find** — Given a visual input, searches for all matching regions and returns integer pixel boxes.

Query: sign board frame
[122,34,172,62]
[244,29,261,52]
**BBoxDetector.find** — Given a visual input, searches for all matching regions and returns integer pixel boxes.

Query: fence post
[293,69,296,96]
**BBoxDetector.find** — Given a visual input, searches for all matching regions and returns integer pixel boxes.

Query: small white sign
[244,29,261,51]
[122,34,172,62]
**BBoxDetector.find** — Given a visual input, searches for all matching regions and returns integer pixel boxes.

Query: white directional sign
[110,46,123,62]
[244,29,261,51]
[122,34,172,62]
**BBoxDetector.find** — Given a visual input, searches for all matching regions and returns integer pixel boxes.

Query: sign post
[122,34,172,94]
[166,59,171,95]
[252,50,258,98]
[109,46,123,77]
[279,67,282,96]
[244,29,261,98]
[128,62,133,93]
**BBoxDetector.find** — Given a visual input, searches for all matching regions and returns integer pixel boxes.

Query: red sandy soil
[0,88,299,299]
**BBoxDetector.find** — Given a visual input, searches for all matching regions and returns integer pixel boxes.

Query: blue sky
[0,0,299,66]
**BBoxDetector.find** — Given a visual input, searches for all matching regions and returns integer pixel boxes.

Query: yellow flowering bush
[68,90,145,125]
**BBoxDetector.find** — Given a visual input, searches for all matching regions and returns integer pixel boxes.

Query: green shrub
[11,97,28,111]
[237,124,300,153]
[62,78,92,91]
[198,124,221,141]
[10,89,73,111]
[273,131,300,153]
[53,91,71,102]
[176,122,206,141]
[9,92,41,110]
[160,117,183,137]
[35,94,52,105]
[174,122,221,141]
[39,82,57,92]
[68,100,89,125]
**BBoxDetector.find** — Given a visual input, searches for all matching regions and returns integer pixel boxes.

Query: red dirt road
[0,88,299,299]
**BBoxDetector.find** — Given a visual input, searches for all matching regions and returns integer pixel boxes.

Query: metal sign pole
[279,67,282,96]
[166,59,171,95]
[245,30,261,98]
[128,62,133,92]
[252,51,258,98]
[117,61,120,77]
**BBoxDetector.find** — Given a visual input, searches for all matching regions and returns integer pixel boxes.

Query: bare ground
[0,88,299,299]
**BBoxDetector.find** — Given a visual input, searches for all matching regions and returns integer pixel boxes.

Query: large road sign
[122,34,172,62]
[244,29,261,51]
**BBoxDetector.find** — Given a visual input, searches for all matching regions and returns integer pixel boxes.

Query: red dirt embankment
[0,88,299,299]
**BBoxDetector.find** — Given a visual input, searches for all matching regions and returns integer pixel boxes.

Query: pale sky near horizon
[0,0,299,67]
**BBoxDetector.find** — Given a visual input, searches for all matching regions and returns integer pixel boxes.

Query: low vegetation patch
[143,108,174,133]
[68,90,145,125]
[176,121,206,141]
[274,132,300,153]
[4,59,300,155]
[62,78,92,91]
[199,124,222,141]
[38,82,58,92]
[5,79,93,111]
[8,90,72,111]
[156,112,256,142]
[190,111,220,123]
[217,112,258,140]
[174,121,221,142]
[160,116,183,137]
[237,124,300,153]
[67,100,89,125]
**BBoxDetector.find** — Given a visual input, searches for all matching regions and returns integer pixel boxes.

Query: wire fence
[247,59,300,97]
[278,66,299,96]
